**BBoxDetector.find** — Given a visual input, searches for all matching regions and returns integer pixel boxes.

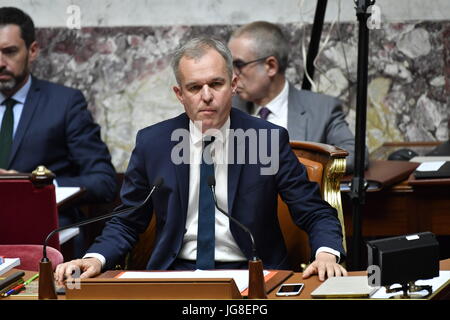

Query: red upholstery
[0,179,59,250]
[0,244,63,271]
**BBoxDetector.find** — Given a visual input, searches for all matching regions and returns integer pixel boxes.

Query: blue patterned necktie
[258,106,271,120]
[0,98,17,168]
[196,137,216,269]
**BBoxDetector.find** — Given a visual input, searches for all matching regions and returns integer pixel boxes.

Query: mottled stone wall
[32,22,450,172]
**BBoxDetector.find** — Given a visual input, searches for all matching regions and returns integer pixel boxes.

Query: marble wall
[31,21,450,172]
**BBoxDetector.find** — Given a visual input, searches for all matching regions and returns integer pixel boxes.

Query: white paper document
[370,270,450,299]
[0,258,21,276]
[55,187,81,204]
[415,161,446,172]
[118,269,269,293]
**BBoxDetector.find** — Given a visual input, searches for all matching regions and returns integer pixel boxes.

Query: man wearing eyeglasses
[228,21,365,174]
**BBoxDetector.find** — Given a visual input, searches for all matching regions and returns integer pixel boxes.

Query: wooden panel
[343,184,450,237]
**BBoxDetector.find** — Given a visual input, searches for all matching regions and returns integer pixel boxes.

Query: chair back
[0,167,60,250]
[0,244,63,271]
[277,141,348,271]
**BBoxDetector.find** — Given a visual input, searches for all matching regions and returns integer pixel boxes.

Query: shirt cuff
[83,253,106,269]
[315,247,341,264]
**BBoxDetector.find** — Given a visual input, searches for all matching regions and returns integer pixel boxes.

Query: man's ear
[231,74,238,94]
[27,41,39,65]
[265,56,279,77]
[173,85,184,104]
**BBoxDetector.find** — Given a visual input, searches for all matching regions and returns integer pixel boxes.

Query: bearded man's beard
[0,67,29,93]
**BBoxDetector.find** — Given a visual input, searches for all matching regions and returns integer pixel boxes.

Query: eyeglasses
[232,56,270,75]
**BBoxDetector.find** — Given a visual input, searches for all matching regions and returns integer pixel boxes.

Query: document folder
[311,276,379,298]
[341,160,419,192]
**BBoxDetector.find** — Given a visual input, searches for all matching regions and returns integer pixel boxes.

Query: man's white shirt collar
[261,79,289,117]
[189,116,230,146]
[253,80,289,129]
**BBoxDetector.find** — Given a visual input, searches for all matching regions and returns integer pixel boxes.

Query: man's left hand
[302,252,348,281]
[0,169,18,174]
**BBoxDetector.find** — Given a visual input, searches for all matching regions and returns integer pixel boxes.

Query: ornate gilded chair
[278,141,348,271]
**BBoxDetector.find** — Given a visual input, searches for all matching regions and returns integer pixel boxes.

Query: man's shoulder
[137,112,189,138]
[32,76,80,91]
[288,83,341,108]
[32,76,82,95]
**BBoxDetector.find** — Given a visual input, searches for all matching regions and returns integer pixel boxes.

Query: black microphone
[38,177,164,299]
[207,175,267,299]
[207,176,258,261]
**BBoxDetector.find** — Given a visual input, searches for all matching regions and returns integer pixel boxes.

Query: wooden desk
[343,142,450,238]
[4,259,450,300]
[268,258,450,300]
[343,180,450,237]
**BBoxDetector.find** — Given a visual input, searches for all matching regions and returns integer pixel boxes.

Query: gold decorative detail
[322,157,347,252]
[30,165,55,187]
[32,165,53,178]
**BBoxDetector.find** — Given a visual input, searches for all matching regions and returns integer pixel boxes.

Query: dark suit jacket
[6,76,117,205]
[233,83,368,174]
[88,108,345,270]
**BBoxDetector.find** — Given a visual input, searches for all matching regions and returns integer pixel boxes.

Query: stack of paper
[0,258,21,276]
[117,269,270,293]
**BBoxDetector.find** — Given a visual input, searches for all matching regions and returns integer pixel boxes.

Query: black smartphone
[275,283,304,296]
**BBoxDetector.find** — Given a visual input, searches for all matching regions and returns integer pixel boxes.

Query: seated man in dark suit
[55,37,347,282]
[228,21,367,174]
[0,7,117,256]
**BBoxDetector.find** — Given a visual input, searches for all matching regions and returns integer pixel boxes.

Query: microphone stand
[208,178,266,299]
[247,257,267,299]
[349,0,374,270]
[301,0,328,91]
[38,178,163,299]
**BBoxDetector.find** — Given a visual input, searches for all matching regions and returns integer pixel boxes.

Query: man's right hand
[54,258,102,286]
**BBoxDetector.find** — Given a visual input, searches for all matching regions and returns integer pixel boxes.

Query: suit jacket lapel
[173,113,190,219]
[227,109,243,214]
[287,83,308,141]
[9,76,42,166]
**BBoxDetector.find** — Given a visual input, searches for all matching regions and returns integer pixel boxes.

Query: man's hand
[54,258,102,286]
[0,169,18,174]
[302,252,348,281]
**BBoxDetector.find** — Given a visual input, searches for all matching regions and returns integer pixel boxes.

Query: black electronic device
[387,148,418,161]
[276,283,304,296]
[367,232,439,298]
[426,140,450,156]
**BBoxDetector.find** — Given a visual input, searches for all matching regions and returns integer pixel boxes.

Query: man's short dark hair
[171,37,234,85]
[0,7,35,48]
